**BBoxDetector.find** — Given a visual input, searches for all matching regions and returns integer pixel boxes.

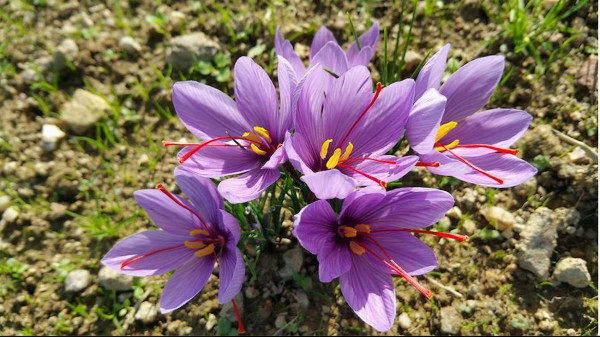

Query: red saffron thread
[232,299,246,334]
[453,144,518,155]
[121,244,182,269]
[337,82,383,149]
[156,184,213,235]
[337,164,387,188]
[435,142,504,184]
[370,229,469,242]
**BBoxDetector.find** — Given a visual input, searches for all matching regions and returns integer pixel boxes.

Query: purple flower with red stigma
[101,167,245,318]
[275,22,380,79]
[293,187,467,331]
[285,65,418,200]
[406,44,537,187]
[165,56,297,203]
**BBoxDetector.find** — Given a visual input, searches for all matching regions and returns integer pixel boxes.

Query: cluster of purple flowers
[102,23,536,332]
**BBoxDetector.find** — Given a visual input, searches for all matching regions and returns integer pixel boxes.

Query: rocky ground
[0,0,597,335]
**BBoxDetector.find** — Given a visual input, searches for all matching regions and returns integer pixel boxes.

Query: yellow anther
[355,224,371,234]
[326,148,342,169]
[251,144,267,155]
[189,229,210,236]
[194,243,215,257]
[349,241,366,256]
[320,139,333,159]
[243,132,262,144]
[253,126,272,143]
[184,240,206,249]
[340,142,353,161]
[435,121,458,142]
[340,226,357,238]
[434,139,460,152]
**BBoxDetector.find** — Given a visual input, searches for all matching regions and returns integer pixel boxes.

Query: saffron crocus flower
[293,187,467,331]
[405,44,537,187]
[285,65,418,200]
[275,21,380,79]
[101,166,245,314]
[165,56,298,203]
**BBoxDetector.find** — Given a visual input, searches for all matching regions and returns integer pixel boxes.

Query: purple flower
[285,65,418,200]
[275,22,380,79]
[293,187,466,331]
[166,56,297,203]
[405,44,537,187]
[101,166,245,313]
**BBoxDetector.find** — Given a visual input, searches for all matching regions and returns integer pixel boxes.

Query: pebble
[244,286,259,299]
[510,315,529,330]
[403,50,423,71]
[135,301,158,323]
[98,266,133,291]
[54,38,79,70]
[205,313,217,331]
[275,314,287,328]
[279,245,303,280]
[2,206,19,223]
[0,196,10,213]
[538,320,555,332]
[294,290,309,309]
[41,124,66,152]
[553,257,591,288]
[554,207,581,233]
[461,219,477,235]
[166,32,220,71]
[482,206,515,231]
[137,154,149,166]
[446,206,463,220]
[398,312,411,330]
[516,207,557,279]
[440,306,461,334]
[576,54,598,90]
[119,36,142,55]
[60,89,110,134]
[64,269,90,293]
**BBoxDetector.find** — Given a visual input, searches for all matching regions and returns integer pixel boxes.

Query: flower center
[184,229,224,257]
[434,121,460,151]
[320,140,353,169]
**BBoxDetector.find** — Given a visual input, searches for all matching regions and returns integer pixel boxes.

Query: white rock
[275,314,287,328]
[98,266,133,291]
[54,39,79,71]
[60,89,110,134]
[279,245,303,280]
[446,206,463,220]
[461,219,477,235]
[516,207,557,279]
[3,161,18,175]
[166,32,220,71]
[2,206,19,223]
[553,257,591,288]
[205,313,217,331]
[41,124,66,152]
[0,196,10,213]
[398,312,411,330]
[135,301,158,323]
[119,36,142,55]
[482,206,515,231]
[137,154,149,166]
[64,269,90,293]
[440,306,461,334]
[294,290,310,309]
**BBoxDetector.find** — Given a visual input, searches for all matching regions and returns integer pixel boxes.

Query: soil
[0,0,597,336]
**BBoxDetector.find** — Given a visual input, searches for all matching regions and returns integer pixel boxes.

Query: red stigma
[435,142,504,185]
[337,82,383,149]
[232,299,245,334]
[370,228,469,242]
[454,144,519,155]
[337,163,387,188]
[121,244,182,269]
[156,184,213,235]
[416,161,441,167]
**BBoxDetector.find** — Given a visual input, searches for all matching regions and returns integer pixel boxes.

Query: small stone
[205,313,217,331]
[244,286,259,299]
[64,269,90,293]
[41,124,66,152]
[482,206,515,231]
[60,89,110,134]
[2,206,19,223]
[553,257,591,288]
[538,320,554,332]
[275,314,287,328]
[511,315,529,330]
[554,207,581,233]
[567,147,588,164]
[168,11,186,30]
[294,290,310,309]
[576,55,598,90]
[461,219,477,235]
[166,33,220,71]
[521,124,565,157]
[398,312,411,330]
[403,50,423,71]
[137,154,149,166]
[3,161,18,175]
[49,202,68,220]
[54,38,79,70]
[135,301,158,323]
[98,266,133,291]
[279,245,303,280]
[516,207,557,279]
[446,206,463,220]
[0,196,10,213]
[440,306,461,334]
[119,36,142,55]
[513,177,537,197]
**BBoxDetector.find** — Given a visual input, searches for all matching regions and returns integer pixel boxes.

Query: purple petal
[174,166,223,226]
[346,21,380,66]
[440,109,533,149]
[133,190,206,235]
[318,240,352,283]
[310,41,349,77]
[406,88,447,153]
[300,169,358,200]
[218,247,245,304]
[339,255,396,332]
[415,44,450,99]
[284,132,315,175]
[440,55,505,123]
[292,200,338,255]
[340,155,418,187]
[347,46,374,68]
[160,255,215,313]
[220,210,241,243]
[417,150,472,176]
[101,230,193,276]
[217,168,280,203]
[310,26,337,61]
[275,27,306,78]
[234,57,279,134]
[448,150,538,188]
[276,56,297,142]
[349,78,415,155]
[172,81,251,140]
[339,189,387,226]
[262,144,287,170]
[177,145,261,178]
[365,232,437,275]
[295,66,329,153]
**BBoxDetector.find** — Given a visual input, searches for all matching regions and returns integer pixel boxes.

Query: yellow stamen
[320,139,333,159]
[340,226,357,238]
[194,243,215,257]
[253,126,272,143]
[434,139,460,152]
[243,132,262,144]
[340,142,353,161]
[326,148,342,169]
[355,224,371,234]
[349,241,366,256]
[184,240,206,249]
[189,229,210,236]
[435,121,458,142]
[251,144,267,155]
